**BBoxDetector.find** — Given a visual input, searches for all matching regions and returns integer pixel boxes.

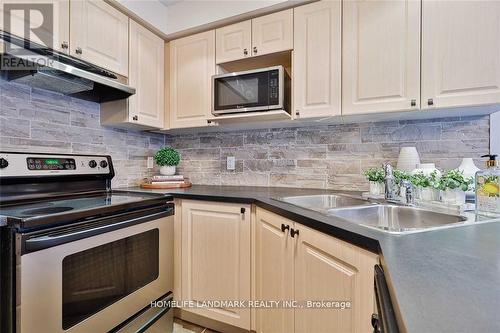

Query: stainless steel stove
[0,152,174,333]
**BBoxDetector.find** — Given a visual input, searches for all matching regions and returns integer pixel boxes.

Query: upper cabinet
[215,10,293,64]
[216,20,252,64]
[128,20,164,127]
[70,0,129,76]
[342,0,421,115]
[0,0,70,53]
[169,30,216,129]
[421,1,500,109]
[293,1,342,119]
[251,9,293,58]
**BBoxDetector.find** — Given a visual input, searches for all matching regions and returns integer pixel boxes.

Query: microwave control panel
[269,69,280,105]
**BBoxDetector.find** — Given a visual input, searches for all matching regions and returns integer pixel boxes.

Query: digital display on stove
[27,157,76,170]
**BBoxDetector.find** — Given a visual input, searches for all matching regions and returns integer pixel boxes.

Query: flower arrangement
[363,168,385,183]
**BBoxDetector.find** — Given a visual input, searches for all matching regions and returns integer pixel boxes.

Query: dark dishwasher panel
[374,265,399,333]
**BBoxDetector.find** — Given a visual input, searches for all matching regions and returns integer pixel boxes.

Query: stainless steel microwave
[212,65,291,115]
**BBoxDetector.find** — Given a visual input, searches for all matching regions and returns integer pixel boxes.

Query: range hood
[0,31,135,103]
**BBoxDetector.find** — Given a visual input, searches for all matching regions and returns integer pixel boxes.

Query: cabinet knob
[295,110,300,117]
[427,98,434,106]
[61,41,68,49]
[75,47,83,55]
[253,46,257,54]
[132,115,138,121]
[410,99,416,107]
[290,228,299,238]
[241,207,246,214]
[281,224,290,232]
[243,48,248,56]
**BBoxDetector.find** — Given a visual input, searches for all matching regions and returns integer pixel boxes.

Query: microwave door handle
[23,210,171,253]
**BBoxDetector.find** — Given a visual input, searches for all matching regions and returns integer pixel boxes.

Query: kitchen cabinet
[180,200,251,329]
[342,0,421,115]
[215,9,293,64]
[70,0,129,76]
[255,207,378,333]
[421,1,500,109]
[169,30,216,129]
[293,0,341,119]
[254,208,294,333]
[100,21,164,129]
[251,9,293,58]
[0,0,70,53]
[215,20,252,64]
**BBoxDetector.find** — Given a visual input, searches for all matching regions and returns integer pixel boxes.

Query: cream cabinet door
[128,21,164,128]
[0,0,69,53]
[342,0,421,115]
[422,1,500,108]
[70,0,129,76]
[293,1,341,119]
[170,30,215,129]
[294,224,378,333]
[216,20,251,64]
[181,200,251,329]
[252,9,293,57]
[255,208,294,333]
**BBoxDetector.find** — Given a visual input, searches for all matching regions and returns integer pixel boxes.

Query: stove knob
[0,158,8,169]
[100,160,108,168]
[88,160,97,168]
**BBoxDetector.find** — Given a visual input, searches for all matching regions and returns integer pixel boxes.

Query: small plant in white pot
[154,147,180,176]
[364,168,385,195]
[437,169,473,205]
[411,171,440,201]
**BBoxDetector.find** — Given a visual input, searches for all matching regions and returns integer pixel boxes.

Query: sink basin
[277,194,372,212]
[328,204,468,234]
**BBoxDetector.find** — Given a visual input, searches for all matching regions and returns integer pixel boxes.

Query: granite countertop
[123,185,500,333]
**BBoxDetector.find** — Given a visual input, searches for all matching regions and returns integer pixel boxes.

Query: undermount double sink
[276,194,468,234]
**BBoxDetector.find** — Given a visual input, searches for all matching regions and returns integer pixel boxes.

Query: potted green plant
[411,170,440,201]
[154,147,180,176]
[437,169,473,205]
[364,168,385,195]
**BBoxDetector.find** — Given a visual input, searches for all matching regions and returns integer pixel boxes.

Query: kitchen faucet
[383,163,414,205]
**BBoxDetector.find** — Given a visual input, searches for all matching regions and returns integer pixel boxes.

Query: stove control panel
[0,153,112,177]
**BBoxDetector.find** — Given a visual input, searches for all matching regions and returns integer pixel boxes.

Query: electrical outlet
[227,156,236,171]
[147,156,154,169]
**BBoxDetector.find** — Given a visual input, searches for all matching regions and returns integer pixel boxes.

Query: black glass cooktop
[0,191,171,230]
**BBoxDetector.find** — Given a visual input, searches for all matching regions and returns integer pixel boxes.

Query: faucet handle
[400,180,414,205]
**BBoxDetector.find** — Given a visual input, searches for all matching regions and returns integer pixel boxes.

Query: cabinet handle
[295,110,300,117]
[61,41,68,49]
[290,228,299,238]
[75,47,82,55]
[243,48,248,56]
[281,224,290,232]
[132,115,138,121]
[410,99,416,107]
[253,46,257,54]
[241,207,246,214]
[427,98,434,106]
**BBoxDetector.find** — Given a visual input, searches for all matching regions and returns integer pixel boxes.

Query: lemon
[483,183,500,195]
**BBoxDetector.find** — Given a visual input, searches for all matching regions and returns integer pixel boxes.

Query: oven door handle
[23,209,172,253]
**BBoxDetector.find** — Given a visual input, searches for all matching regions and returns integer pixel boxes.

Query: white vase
[411,163,441,177]
[160,165,176,176]
[458,158,480,178]
[369,181,384,195]
[397,147,421,172]
[441,189,466,205]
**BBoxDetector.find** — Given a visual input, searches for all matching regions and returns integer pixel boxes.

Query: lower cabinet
[176,201,378,332]
[179,199,251,329]
[255,208,379,333]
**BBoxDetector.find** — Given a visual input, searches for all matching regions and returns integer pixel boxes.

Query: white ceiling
[157,0,182,7]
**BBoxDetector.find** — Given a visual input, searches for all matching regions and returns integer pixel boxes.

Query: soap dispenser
[475,154,500,217]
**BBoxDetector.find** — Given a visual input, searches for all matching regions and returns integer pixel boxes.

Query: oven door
[212,66,283,115]
[17,211,173,333]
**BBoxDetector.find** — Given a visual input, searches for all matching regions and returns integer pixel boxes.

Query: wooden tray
[140,180,192,189]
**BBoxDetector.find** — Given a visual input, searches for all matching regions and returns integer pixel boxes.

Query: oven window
[62,229,159,330]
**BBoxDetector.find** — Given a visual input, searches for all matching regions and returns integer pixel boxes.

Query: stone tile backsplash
[166,117,491,191]
[0,80,164,187]
[0,80,491,190]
